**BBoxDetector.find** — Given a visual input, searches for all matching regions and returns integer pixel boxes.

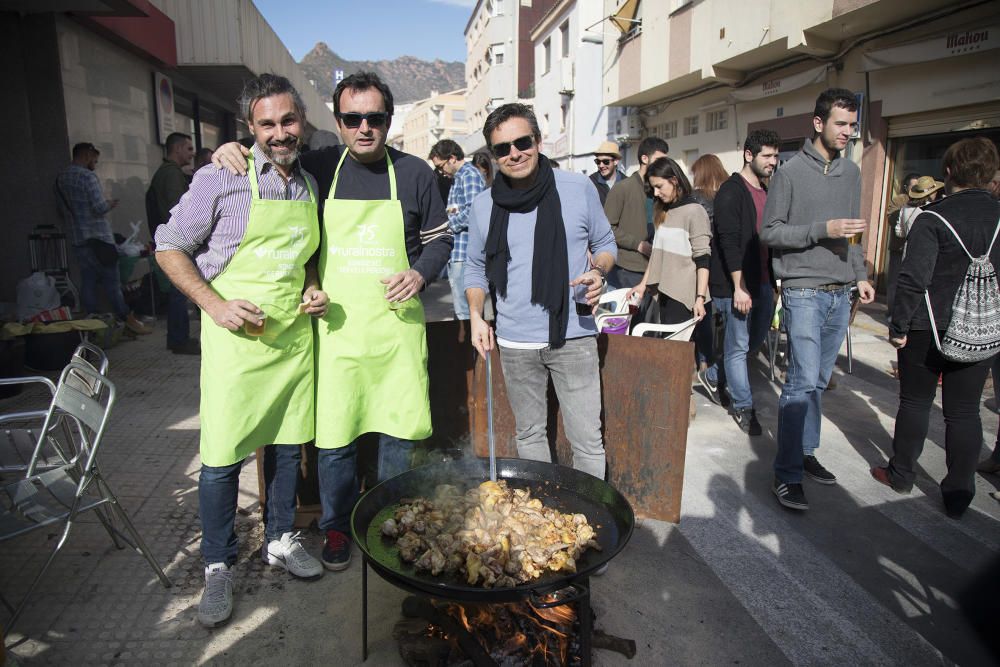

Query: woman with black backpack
[871,137,1000,518]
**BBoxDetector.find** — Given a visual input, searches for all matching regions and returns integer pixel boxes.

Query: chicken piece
[380,518,399,538]
[397,532,425,562]
[415,547,447,575]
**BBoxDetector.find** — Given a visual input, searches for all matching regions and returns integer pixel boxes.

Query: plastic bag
[16,272,61,321]
[117,221,145,257]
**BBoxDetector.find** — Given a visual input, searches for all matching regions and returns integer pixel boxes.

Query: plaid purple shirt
[155,143,316,281]
[447,161,486,264]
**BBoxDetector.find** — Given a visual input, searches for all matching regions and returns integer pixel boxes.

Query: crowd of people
[55,73,999,629]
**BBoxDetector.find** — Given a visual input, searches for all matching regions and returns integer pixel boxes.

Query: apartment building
[464,0,558,148]
[530,0,610,174]
[1,0,336,300]
[393,90,468,159]
[600,0,1000,296]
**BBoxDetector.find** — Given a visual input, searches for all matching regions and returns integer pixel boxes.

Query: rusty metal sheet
[430,325,692,524]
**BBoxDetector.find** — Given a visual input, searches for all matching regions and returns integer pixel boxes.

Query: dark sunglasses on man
[594,158,615,166]
[336,112,388,129]
[491,135,535,158]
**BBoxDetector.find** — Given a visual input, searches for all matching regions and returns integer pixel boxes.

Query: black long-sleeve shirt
[300,146,452,284]
[890,188,1000,338]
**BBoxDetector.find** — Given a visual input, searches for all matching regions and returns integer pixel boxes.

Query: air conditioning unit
[626,110,642,137]
[558,59,574,95]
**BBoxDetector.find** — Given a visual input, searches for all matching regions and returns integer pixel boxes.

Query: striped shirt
[54,164,116,246]
[155,143,317,281]
[446,161,486,264]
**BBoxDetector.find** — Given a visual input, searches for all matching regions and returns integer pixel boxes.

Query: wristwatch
[593,265,608,282]
[695,294,707,301]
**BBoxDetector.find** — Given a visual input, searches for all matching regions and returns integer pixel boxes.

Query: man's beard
[749,160,772,180]
[263,138,300,166]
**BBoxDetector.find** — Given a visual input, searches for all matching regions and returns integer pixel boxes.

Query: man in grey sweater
[760,88,875,511]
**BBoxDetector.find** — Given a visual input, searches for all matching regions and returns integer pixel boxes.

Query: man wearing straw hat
[589,140,625,206]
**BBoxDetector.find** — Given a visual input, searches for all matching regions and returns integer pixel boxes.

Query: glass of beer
[244,307,267,336]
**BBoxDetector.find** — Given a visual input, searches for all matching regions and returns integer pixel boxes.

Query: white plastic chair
[594,287,632,333]
[631,318,699,342]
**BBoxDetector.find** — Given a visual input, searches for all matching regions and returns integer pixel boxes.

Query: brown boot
[125,313,152,335]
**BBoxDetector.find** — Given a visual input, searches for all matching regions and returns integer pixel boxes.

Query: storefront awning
[861,25,1000,72]
[727,65,829,103]
[609,0,640,35]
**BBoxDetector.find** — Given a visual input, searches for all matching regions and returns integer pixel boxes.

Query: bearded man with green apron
[156,75,330,628]
[210,73,452,574]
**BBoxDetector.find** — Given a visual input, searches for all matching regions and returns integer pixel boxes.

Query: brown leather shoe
[125,313,152,335]
[976,457,1000,474]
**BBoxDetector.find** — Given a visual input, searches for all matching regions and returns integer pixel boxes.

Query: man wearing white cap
[589,141,625,206]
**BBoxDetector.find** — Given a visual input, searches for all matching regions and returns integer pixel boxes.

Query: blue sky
[254,0,474,63]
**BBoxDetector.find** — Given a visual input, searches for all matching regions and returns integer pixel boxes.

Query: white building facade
[530,0,609,175]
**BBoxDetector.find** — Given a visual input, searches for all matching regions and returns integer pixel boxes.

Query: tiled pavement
[2,283,998,665]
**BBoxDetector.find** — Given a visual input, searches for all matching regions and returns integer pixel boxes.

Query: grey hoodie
[760,140,867,288]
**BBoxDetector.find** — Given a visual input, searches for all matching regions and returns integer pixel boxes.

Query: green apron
[199,153,319,466]
[314,150,432,448]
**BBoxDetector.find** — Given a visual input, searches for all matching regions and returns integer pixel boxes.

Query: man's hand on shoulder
[206,299,261,332]
[212,142,251,176]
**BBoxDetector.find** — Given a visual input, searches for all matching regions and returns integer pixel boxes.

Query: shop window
[684,115,698,136]
[662,120,677,139]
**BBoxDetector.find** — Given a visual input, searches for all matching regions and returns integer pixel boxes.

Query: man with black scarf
[464,103,617,480]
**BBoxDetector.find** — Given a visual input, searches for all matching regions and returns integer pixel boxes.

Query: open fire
[393,593,634,667]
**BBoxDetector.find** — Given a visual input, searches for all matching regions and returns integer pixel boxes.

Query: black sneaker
[732,407,762,436]
[168,339,201,355]
[322,530,352,571]
[696,369,721,405]
[803,455,837,485]
[773,479,809,510]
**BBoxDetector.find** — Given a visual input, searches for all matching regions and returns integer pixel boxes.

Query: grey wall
[1,12,71,303]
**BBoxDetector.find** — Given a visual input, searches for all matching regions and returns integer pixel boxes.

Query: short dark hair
[942,137,1000,189]
[901,172,920,190]
[813,87,857,124]
[743,129,781,160]
[164,132,191,153]
[72,142,98,159]
[429,139,464,161]
[645,156,693,205]
[333,71,394,118]
[638,137,669,162]
[238,73,306,124]
[482,103,541,147]
[195,147,214,161]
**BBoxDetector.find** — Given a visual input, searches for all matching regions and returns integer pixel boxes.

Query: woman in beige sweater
[627,157,713,325]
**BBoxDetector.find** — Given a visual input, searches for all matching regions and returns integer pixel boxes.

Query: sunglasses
[336,112,388,129]
[491,135,535,158]
[594,158,615,166]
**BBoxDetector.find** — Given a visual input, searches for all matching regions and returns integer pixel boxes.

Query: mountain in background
[300,42,466,105]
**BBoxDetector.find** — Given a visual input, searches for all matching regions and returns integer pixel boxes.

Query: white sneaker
[198,562,233,627]
[263,531,324,580]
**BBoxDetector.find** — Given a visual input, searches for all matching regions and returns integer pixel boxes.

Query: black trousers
[888,328,994,514]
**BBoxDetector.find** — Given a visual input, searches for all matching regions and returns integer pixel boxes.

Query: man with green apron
[212,72,453,574]
[156,75,329,628]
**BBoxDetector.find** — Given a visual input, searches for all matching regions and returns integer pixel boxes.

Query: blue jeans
[498,337,606,479]
[167,284,191,346]
[199,444,300,566]
[773,287,851,483]
[449,261,470,319]
[709,283,774,410]
[73,244,128,319]
[317,434,414,534]
[607,265,644,290]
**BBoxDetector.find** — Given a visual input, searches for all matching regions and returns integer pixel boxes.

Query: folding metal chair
[1,341,109,477]
[0,361,171,638]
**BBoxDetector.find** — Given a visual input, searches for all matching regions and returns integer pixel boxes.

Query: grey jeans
[498,336,606,479]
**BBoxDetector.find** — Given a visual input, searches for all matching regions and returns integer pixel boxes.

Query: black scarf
[484,155,569,348]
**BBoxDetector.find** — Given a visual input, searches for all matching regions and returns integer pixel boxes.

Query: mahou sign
[862,25,999,71]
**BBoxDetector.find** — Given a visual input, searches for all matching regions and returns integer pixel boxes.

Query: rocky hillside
[300,42,465,104]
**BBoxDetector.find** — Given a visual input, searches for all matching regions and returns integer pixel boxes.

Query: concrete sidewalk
[2,284,998,665]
